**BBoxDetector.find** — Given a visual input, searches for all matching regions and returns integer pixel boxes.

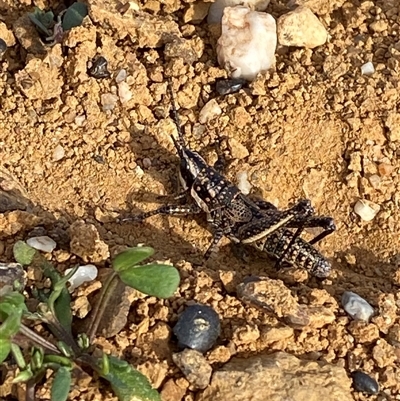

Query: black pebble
[173,304,221,353]
[352,370,379,394]
[0,38,7,56]
[88,56,110,79]
[216,78,246,95]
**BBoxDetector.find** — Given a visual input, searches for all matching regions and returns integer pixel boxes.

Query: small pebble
[115,68,127,83]
[93,155,106,164]
[378,162,394,176]
[368,174,381,189]
[0,38,7,56]
[0,263,26,293]
[361,62,375,76]
[118,82,132,104]
[134,165,144,177]
[65,264,98,292]
[173,304,221,353]
[342,291,374,322]
[199,99,222,124]
[192,124,206,139]
[142,158,152,168]
[52,144,65,162]
[351,371,379,394]
[216,78,246,95]
[101,93,119,111]
[26,236,57,253]
[74,115,86,126]
[277,6,328,48]
[88,56,111,79]
[236,171,252,195]
[353,199,380,221]
[172,349,212,390]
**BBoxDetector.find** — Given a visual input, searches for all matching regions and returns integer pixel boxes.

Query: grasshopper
[127,81,335,277]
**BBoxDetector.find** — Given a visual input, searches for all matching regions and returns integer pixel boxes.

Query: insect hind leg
[122,204,202,222]
[285,216,336,245]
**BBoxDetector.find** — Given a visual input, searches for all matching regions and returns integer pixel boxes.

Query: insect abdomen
[259,229,331,278]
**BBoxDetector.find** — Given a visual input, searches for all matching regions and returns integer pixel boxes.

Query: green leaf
[112,247,155,272]
[0,310,22,338]
[31,347,44,371]
[40,259,72,333]
[1,292,26,308]
[44,354,73,368]
[13,241,36,265]
[0,338,11,364]
[10,343,26,369]
[13,368,34,383]
[28,8,54,36]
[62,2,88,31]
[51,367,71,401]
[118,263,180,298]
[101,356,161,401]
[0,292,26,322]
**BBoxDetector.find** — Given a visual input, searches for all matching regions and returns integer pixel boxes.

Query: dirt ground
[0,0,400,400]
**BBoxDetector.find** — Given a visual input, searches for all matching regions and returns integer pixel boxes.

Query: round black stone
[0,38,7,56]
[173,304,220,353]
[216,78,246,95]
[88,56,110,79]
[351,370,379,394]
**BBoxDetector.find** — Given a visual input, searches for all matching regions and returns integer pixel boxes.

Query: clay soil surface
[0,0,400,400]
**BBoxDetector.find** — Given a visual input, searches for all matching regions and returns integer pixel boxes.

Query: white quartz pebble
[27,236,57,253]
[361,62,375,76]
[217,6,277,81]
[52,145,65,162]
[65,264,98,291]
[118,82,133,104]
[354,199,380,221]
[101,93,119,111]
[115,69,127,83]
[199,99,222,124]
[236,171,252,195]
[342,291,374,322]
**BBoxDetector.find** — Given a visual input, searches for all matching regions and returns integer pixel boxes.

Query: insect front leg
[123,204,202,222]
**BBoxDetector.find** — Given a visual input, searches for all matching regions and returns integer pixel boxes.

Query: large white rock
[217,6,277,81]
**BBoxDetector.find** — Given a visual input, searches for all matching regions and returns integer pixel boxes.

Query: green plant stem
[76,353,101,372]
[43,314,81,356]
[87,271,119,343]
[26,377,37,401]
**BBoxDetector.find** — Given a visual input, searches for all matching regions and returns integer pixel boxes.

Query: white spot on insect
[208,188,217,198]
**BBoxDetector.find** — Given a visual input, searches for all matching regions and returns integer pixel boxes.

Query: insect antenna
[166,79,186,153]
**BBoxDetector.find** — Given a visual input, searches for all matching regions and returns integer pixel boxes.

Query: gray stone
[197,352,353,401]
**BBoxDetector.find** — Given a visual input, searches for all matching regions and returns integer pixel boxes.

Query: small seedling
[0,242,180,401]
[28,2,88,45]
